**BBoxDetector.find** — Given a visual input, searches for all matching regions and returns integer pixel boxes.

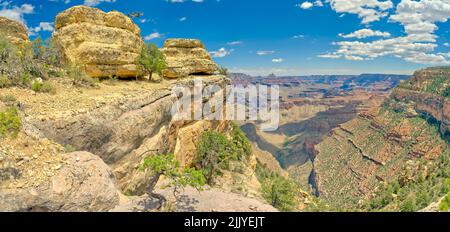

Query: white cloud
[299,1,314,10]
[318,0,450,65]
[444,42,450,47]
[298,0,323,9]
[179,17,187,22]
[144,32,163,41]
[325,0,394,24]
[292,34,305,39]
[315,0,324,7]
[0,1,34,24]
[256,50,275,55]
[84,0,117,7]
[227,41,243,46]
[272,58,284,63]
[317,53,341,59]
[48,0,72,4]
[30,22,54,35]
[210,47,231,58]
[339,29,391,39]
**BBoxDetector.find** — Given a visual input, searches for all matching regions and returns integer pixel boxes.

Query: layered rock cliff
[162,39,218,79]
[312,67,450,211]
[53,6,143,78]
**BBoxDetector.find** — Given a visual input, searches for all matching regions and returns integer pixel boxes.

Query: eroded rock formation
[0,17,30,49]
[53,6,143,78]
[162,38,218,79]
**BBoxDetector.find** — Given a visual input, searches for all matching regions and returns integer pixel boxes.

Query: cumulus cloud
[299,1,314,9]
[325,0,394,24]
[210,47,231,58]
[298,1,324,9]
[339,29,391,39]
[317,0,450,65]
[29,22,54,35]
[0,1,34,24]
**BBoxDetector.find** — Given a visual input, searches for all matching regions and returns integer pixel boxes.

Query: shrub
[41,82,57,94]
[31,81,42,92]
[256,162,301,211]
[20,73,31,86]
[0,107,22,138]
[1,34,46,86]
[195,130,234,183]
[64,144,77,153]
[218,66,229,76]
[194,125,253,184]
[137,43,166,80]
[439,194,450,212]
[230,123,252,159]
[0,75,12,88]
[400,196,417,212]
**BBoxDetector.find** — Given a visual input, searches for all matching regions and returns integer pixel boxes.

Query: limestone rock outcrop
[53,6,143,78]
[0,151,120,212]
[0,17,30,49]
[162,38,218,78]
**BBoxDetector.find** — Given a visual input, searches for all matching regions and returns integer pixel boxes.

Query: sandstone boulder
[162,38,218,78]
[0,17,30,49]
[0,152,120,212]
[53,6,143,78]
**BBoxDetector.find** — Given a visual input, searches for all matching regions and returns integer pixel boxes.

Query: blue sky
[1,0,450,76]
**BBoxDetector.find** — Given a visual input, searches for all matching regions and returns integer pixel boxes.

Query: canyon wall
[312,67,450,210]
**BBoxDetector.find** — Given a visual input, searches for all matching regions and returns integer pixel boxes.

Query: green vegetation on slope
[256,162,304,212]
[0,107,22,138]
[363,99,450,212]
[194,123,252,184]
[397,67,450,99]
[439,193,450,212]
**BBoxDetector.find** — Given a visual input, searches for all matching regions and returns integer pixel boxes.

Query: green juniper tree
[137,43,167,81]
[140,154,206,209]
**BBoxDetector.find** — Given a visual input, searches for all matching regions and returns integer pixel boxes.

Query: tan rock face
[53,6,143,78]
[162,38,218,79]
[0,17,30,49]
